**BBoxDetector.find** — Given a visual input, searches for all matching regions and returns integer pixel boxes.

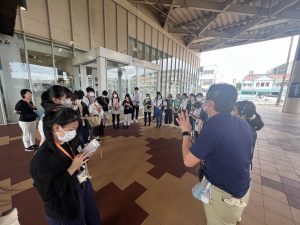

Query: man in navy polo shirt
[177,84,256,225]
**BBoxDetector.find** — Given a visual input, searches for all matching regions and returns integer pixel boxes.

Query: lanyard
[23,99,35,109]
[55,142,81,171]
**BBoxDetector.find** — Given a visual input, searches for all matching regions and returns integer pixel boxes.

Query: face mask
[197,98,202,101]
[57,126,76,142]
[158,96,161,99]
[95,103,100,106]
[126,98,129,100]
[231,111,235,116]
[76,100,82,104]
[191,97,195,101]
[114,95,117,98]
[60,99,72,106]
[89,93,95,97]
[146,97,149,99]
[177,97,180,99]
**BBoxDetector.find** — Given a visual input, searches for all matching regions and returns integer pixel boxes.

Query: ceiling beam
[264,22,300,39]
[168,27,197,35]
[163,0,176,30]
[129,0,300,21]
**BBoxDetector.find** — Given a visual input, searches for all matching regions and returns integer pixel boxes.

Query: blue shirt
[190,113,256,198]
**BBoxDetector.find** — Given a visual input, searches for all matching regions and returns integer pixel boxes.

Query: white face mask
[114,95,117,98]
[146,97,149,99]
[197,98,202,101]
[126,98,129,100]
[158,96,161,99]
[95,102,100,106]
[89,93,95,97]
[76,99,82,104]
[60,99,72,106]
[57,126,76,142]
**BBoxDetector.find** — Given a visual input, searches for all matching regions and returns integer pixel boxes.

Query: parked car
[261,95,284,102]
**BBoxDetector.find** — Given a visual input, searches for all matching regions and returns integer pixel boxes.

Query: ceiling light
[33,55,36,58]
[58,48,63,52]
[19,0,27,11]
[45,54,51,57]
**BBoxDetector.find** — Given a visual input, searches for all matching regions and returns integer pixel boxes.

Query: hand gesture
[68,152,90,175]
[84,114,88,119]
[176,111,192,132]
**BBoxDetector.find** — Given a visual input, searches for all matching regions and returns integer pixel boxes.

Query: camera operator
[176,84,256,225]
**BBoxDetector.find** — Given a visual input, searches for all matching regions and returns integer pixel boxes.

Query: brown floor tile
[243,201,265,223]
[0,136,9,146]
[262,185,288,204]
[126,167,146,180]
[135,190,161,214]
[90,174,111,191]
[181,199,206,225]
[181,172,199,186]
[291,206,300,223]
[277,164,297,174]
[261,169,281,182]
[94,182,122,207]
[173,213,196,225]
[136,161,155,172]
[113,174,134,190]
[260,158,277,168]
[264,208,295,225]
[263,195,293,220]
[249,190,264,206]
[279,170,300,181]
[250,173,262,183]
[163,189,188,212]
[137,173,158,189]
[238,213,265,225]
[261,176,284,192]
[151,201,179,225]
[286,194,300,211]
[251,181,263,194]
[11,178,33,196]
[141,215,160,225]
[159,172,179,188]
[260,164,279,174]
[149,180,171,199]
[173,179,193,198]
[281,176,300,189]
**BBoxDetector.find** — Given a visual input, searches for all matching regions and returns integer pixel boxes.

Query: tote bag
[88,116,101,127]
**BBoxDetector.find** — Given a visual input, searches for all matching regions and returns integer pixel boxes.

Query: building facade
[0,0,201,125]
[239,73,290,99]
[198,65,222,94]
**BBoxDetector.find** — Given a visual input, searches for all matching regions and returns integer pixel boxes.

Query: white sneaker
[174,125,177,128]
[165,124,168,126]
[135,120,137,123]
[169,124,172,126]
[131,121,133,123]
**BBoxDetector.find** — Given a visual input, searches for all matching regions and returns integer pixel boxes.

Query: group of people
[13,83,265,225]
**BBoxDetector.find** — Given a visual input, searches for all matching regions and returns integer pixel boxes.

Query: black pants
[174,113,179,126]
[144,112,151,125]
[165,108,173,124]
[112,114,120,127]
[131,106,139,120]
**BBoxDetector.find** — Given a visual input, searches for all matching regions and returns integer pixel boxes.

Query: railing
[241,86,287,90]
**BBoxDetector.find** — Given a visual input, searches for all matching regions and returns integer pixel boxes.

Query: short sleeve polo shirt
[190,113,257,198]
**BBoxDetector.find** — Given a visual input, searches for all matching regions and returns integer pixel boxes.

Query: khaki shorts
[204,186,250,225]
[103,111,109,119]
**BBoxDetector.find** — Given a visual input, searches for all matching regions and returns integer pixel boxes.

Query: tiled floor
[1,106,300,225]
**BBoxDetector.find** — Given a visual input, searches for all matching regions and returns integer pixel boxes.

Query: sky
[200,35,300,84]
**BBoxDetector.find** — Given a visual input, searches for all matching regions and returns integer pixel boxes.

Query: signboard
[130,58,145,67]
[288,82,300,98]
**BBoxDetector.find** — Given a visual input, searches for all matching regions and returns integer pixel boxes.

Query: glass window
[0,34,31,122]
[53,43,74,91]
[145,45,151,61]
[151,48,157,64]
[178,60,182,93]
[137,41,144,60]
[256,83,260,87]
[167,55,172,95]
[128,36,137,58]
[145,68,158,104]
[107,60,136,107]
[266,82,270,87]
[26,37,55,118]
[261,82,265,87]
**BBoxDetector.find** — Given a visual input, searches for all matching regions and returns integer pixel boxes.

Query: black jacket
[15,99,37,122]
[81,101,90,127]
[122,100,133,114]
[30,141,83,221]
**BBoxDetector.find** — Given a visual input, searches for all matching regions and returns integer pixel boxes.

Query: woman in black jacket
[30,107,101,225]
[74,90,90,145]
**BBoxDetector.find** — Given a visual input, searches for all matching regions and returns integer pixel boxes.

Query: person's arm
[14,110,20,115]
[198,120,203,135]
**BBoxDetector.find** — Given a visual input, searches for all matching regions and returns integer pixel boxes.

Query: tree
[236,83,242,90]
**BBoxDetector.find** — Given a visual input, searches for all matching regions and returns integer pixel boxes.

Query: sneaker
[165,124,168,126]
[126,126,129,129]
[123,125,126,129]
[174,125,177,128]
[148,123,151,126]
[156,125,158,128]
[31,144,39,149]
[159,125,162,128]
[97,139,102,143]
[169,124,172,126]
[131,121,134,123]
[25,147,35,152]
[135,120,138,122]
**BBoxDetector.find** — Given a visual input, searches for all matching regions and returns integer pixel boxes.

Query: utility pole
[276,36,294,105]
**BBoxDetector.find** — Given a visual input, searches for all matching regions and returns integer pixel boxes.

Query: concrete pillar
[118,69,122,98]
[73,67,81,90]
[97,57,107,95]
[283,37,300,113]
[79,65,88,95]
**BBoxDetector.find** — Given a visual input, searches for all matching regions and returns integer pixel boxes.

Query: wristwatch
[182,131,191,137]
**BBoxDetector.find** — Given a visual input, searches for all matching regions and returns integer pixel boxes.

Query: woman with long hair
[122,93,133,129]
[30,107,101,224]
[73,90,90,145]
[154,92,164,128]
[89,97,104,142]
[109,91,121,129]
[143,93,152,126]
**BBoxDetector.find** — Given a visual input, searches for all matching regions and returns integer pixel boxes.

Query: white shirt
[154,99,163,106]
[132,93,140,106]
[38,114,45,138]
[89,104,103,117]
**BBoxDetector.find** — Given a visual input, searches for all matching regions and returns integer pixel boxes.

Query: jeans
[79,126,89,144]
[165,108,173,124]
[112,114,120,127]
[144,112,151,125]
[132,106,139,120]
[174,113,179,126]
[155,107,163,126]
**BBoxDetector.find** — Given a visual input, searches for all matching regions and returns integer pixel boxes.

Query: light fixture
[58,48,63,52]
[19,0,27,11]
[58,48,75,56]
